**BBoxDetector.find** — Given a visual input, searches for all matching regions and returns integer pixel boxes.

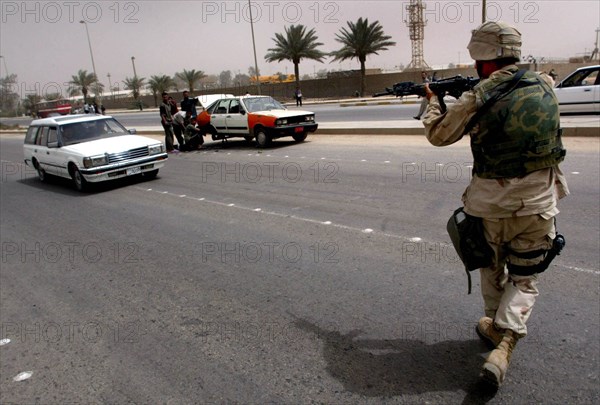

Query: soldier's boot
[481,330,518,387]
[476,317,504,348]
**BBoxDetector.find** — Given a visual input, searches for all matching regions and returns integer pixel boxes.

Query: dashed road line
[136,186,599,276]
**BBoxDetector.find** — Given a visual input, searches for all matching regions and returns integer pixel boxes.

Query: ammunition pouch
[447,207,494,294]
[507,234,566,276]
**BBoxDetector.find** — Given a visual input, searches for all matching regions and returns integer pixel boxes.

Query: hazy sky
[1,0,599,97]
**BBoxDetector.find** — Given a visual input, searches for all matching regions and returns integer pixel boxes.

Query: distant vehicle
[23,114,167,191]
[553,65,600,114]
[195,95,318,147]
[35,98,72,118]
[35,99,72,118]
[250,74,296,84]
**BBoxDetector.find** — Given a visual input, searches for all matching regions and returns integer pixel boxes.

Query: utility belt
[446,208,566,293]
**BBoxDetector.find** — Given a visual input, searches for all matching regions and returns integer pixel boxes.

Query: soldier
[422,21,569,387]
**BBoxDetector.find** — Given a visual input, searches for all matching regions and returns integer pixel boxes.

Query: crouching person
[181,116,204,151]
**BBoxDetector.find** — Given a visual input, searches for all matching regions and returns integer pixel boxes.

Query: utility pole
[482,0,487,23]
[131,56,138,78]
[248,0,261,94]
[80,20,102,107]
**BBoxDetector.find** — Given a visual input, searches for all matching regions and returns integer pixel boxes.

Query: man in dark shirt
[180,90,198,118]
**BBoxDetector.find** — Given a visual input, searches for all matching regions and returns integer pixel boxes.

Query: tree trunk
[360,58,366,97]
[294,60,300,92]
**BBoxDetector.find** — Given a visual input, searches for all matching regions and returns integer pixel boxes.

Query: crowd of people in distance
[159,90,204,154]
[72,101,106,115]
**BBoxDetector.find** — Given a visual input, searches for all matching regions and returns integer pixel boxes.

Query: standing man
[295,88,303,106]
[160,92,178,153]
[413,71,430,120]
[422,21,569,387]
[180,90,198,118]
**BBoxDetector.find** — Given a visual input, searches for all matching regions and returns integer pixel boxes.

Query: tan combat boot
[476,317,504,348]
[481,330,518,387]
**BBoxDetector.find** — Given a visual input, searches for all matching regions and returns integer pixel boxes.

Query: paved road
[1,135,598,403]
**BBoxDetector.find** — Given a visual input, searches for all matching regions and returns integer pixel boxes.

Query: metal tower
[404,0,430,71]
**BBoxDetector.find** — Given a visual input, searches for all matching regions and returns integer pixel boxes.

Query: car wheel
[143,169,159,180]
[71,167,88,192]
[292,132,307,142]
[33,160,47,182]
[37,166,47,182]
[255,129,271,148]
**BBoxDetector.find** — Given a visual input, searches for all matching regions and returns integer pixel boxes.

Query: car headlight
[83,154,108,168]
[275,119,288,126]
[305,115,315,122]
[148,144,164,155]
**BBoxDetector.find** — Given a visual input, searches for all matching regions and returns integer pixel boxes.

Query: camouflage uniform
[424,20,571,387]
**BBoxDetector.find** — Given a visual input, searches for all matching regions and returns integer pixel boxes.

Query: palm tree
[123,76,146,110]
[330,17,396,97]
[148,75,175,107]
[174,69,205,94]
[68,69,103,104]
[264,24,326,92]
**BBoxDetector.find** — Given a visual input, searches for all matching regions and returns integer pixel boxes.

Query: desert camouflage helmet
[467,21,522,61]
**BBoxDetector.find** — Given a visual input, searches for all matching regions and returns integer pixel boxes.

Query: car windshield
[60,118,129,146]
[243,97,286,112]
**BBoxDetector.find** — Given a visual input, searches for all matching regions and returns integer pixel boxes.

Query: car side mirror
[128,128,137,134]
[240,109,246,115]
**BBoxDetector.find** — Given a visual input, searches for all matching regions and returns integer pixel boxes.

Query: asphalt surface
[1,134,599,404]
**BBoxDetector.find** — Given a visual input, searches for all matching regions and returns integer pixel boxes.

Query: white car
[196,95,318,147]
[553,65,600,114]
[23,114,168,191]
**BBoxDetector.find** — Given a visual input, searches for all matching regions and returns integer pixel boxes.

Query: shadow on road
[197,138,310,151]
[294,318,498,404]
[17,172,160,196]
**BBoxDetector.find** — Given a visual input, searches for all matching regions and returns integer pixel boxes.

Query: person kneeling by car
[181,115,204,151]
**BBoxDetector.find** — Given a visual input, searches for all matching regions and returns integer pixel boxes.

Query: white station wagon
[23,114,168,191]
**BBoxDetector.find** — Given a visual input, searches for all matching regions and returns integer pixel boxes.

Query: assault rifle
[373,75,480,112]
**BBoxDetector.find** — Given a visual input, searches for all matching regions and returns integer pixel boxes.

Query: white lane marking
[139,188,599,276]
[361,159,367,162]
[558,265,600,275]
[384,161,391,164]
[0,338,10,346]
[179,195,186,198]
[253,208,262,212]
[571,172,580,175]
[13,371,33,382]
